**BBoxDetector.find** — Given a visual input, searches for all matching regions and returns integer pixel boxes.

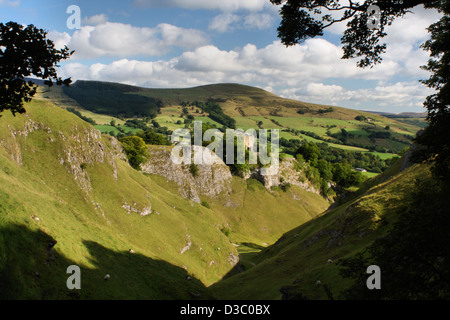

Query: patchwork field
[37,81,424,178]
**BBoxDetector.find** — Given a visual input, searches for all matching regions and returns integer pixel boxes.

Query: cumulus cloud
[282,81,434,112]
[381,6,441,78]
[325,5,440,78]
[57,39,396,83]
[83,14,108,26]
[244,13,274,30]
[133,0,269,12]
[47,31,71,50]
[384,6,440,45]
[209,12,274,33]
[54,4,439,113]
[209,13,241,33]
[48,22,208,59]
[176,46,241,72]
[57,35,434,112]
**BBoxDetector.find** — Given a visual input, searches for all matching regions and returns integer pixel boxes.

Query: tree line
[182,100,236,129]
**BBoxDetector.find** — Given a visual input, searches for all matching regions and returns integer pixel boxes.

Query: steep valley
[0,100,331,299]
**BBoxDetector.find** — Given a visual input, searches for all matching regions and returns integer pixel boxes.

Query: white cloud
[158,23,207,48]
[282,81,434,112]
[83,14,108,26]
[304,83,345,97]
[244,13,273,30]
[381,6,441,78]
[176,46,241,72]
[55,4,440,113]
[57,37,418,86]
[209,13,241,33]
[325,5,440,77]
[209,12,274,33]
[384,6,440,45]
[49,22,208,59]
[133,0,270,12]
[47,31,71,50]
[58,38,432,109]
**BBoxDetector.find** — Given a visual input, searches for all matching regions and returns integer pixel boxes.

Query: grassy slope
[210,159,429,300]
[0,100,328,299]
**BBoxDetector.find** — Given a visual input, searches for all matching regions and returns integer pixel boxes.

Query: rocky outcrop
[253,158,320,194]
[141,145,232,203]
[141,145,320,200]
[60,126,121,194]
[122,203,152,217]
[1,118,51,166]
[0,113,135,224]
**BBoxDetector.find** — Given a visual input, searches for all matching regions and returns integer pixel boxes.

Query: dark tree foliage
[271,0,438,67]
[317,106,333,114]
[137,129,170,146]
[118,136,149,170]
[281,138,393,172]
[271,2,450,299]
[294,141,367,193]
[271,0,449,181]
[0,21,73,116]
[63,81,160,118]
[339,178,450,299]
[66,107,97,125]
[182,100,236,129]
[125,119,149,130]
[411,2,450,182]
[368,130,391,139]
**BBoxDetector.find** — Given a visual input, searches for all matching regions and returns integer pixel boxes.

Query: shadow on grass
[219,242,266,280]
[238,242,265,251]
[0,224,210,300]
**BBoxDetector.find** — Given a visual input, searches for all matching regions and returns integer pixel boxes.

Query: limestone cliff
[141,145,232,203]
[242,158,320,194]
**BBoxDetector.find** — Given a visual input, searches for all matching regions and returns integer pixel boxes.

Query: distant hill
[36,80,423,155]
[38,80,370,118]
[366,110,427,118]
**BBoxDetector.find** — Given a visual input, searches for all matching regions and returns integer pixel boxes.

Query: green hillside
[0,90,434,300]
[210,160,429,299]
[0,100,329,299]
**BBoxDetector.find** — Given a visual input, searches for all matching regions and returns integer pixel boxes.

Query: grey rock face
[141,145,232,203]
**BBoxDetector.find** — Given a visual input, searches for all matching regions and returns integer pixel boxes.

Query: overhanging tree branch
[0,21,73,117]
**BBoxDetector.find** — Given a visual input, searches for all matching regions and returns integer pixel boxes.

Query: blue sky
[0,0,441,113]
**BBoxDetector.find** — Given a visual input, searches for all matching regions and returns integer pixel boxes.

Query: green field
[38,81,421,157]
[365,151,399,160]
[361,171,380,178]
[94,125,142,135]
[79,110,125,126]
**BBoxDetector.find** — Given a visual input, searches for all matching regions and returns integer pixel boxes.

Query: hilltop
[38,80,423,164]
